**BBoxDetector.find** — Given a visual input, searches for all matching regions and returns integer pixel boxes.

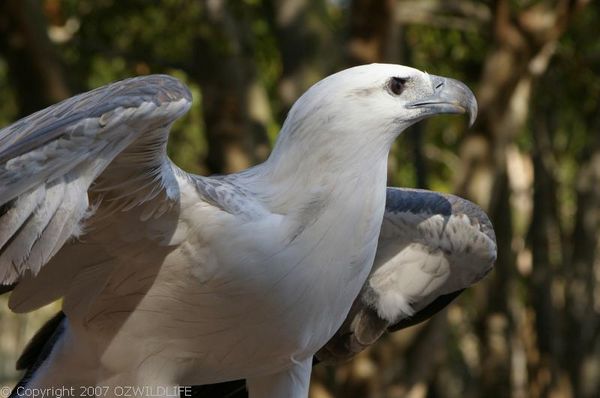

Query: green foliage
[54,0,207,171]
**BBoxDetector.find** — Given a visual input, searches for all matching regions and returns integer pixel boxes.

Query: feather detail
[0,182,65,283]
[0,75,192,285]
[0,185,45,251]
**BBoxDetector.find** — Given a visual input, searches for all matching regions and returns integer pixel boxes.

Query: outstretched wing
[316,187,497,363]
[0,75,192,288]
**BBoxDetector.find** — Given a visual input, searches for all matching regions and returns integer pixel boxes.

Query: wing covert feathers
[0,75,192,285]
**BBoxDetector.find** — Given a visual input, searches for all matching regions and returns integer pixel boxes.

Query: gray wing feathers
[0,186,45,250]
[0,75,191,164]
[384,187,495,244]
[0,183,66,281]
[0,75,192,285]
[316,187,496,364]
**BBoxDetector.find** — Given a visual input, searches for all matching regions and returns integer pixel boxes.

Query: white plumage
[0,64,493,397]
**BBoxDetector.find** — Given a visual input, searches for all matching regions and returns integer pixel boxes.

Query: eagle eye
[389,77,407,96]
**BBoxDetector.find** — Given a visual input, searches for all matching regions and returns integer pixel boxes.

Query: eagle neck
[248,129,392,215]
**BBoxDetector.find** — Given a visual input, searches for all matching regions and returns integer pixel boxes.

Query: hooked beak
[406,75,478,127]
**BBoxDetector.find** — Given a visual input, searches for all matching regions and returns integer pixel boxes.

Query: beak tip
[431,75,478,128]
[467,97,478,128]
[409,75,478,128]
[468,111,477,127]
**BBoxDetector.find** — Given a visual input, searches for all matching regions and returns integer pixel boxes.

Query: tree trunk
[190,1,271,174]
[0,0,70,116]
[265,0,337,119]
[346,0,395,65]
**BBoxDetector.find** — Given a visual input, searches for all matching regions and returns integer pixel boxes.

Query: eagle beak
[406,75,478,127]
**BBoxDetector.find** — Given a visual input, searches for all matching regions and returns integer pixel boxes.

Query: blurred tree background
[0,0,598,397]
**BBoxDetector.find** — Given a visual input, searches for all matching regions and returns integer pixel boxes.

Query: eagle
[0,64,495,397]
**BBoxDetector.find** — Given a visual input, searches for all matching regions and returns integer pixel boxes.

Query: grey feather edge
[0,75,192,164]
